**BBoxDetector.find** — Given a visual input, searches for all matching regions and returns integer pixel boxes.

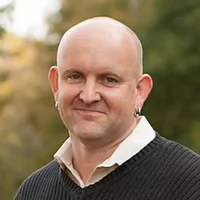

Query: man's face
[52,30,141,145]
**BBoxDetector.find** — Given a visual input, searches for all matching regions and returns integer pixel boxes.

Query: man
[15,17,200,200]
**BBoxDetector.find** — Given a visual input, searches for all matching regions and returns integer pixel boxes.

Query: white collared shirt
[54,116,155,187]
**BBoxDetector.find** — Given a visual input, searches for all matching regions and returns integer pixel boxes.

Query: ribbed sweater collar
[58,133,164,197]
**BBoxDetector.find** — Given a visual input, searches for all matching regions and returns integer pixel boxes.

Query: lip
[74,108,105,115]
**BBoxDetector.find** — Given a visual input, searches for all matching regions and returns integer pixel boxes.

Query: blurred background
[0,0,200,199]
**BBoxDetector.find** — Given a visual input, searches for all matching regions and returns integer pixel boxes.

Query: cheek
[103,89,136,115]
[58,86,78,107]
[58,87,78,125]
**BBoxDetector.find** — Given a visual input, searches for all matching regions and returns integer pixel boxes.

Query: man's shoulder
[157,135,200,175]
[161,135,200,159]
[143,134,200,198]
[14,160,60,199]
[25,159,60,181]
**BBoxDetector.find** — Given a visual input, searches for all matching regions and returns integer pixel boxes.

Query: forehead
[57,24,139,75]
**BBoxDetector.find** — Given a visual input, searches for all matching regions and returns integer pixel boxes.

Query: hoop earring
[134,107,141,118]
[55,101,59,109]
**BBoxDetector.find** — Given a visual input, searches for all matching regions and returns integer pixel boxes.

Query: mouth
[74,108,105,115]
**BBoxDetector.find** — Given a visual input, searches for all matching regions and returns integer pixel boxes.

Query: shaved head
[49,17,153,148]
[57,17,143,76]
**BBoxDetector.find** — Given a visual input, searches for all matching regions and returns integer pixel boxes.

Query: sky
[0,0,59,39]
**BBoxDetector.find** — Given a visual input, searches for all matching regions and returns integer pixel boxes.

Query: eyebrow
[98,71,121,79]
[61,67,121,76]
[61,68,82,76]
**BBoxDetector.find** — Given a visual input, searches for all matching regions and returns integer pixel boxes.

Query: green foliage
[0,2,13,38]
[142,0,200,151]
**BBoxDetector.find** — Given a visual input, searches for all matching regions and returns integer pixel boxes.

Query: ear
[136,74,153,109]
[48,66,59,102]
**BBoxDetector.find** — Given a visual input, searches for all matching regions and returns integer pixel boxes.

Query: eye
[68,73,82,80]
[100,76,119,87]
[104,77,118,83]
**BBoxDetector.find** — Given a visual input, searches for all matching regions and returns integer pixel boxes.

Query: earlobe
[48,66,59,101]
[136,74,153,109]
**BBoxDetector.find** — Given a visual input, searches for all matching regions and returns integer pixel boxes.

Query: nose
[79,79,101,104]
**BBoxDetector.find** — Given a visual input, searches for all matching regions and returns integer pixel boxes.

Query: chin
[71,124,104,140]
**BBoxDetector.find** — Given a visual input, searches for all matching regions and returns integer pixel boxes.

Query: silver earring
[55,101,58,109]
[134,107,141,118]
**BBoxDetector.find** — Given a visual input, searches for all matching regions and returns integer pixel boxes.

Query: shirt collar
[54,116,155,168]
[98,116,155,167]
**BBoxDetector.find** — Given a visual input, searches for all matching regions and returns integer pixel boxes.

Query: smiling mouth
[75,109,105,115]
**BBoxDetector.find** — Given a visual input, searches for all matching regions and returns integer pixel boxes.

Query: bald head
[57,17,143,76]
[49,17,153,140]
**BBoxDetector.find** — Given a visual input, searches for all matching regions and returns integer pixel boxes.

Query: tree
[0,1,13,58]
[0,33,66,200]
[142,0,200,153]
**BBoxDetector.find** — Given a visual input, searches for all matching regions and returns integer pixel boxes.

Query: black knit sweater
[15,134,200,200]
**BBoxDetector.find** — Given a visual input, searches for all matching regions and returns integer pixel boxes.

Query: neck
[70,121,138,184]
[72,141,118,184]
